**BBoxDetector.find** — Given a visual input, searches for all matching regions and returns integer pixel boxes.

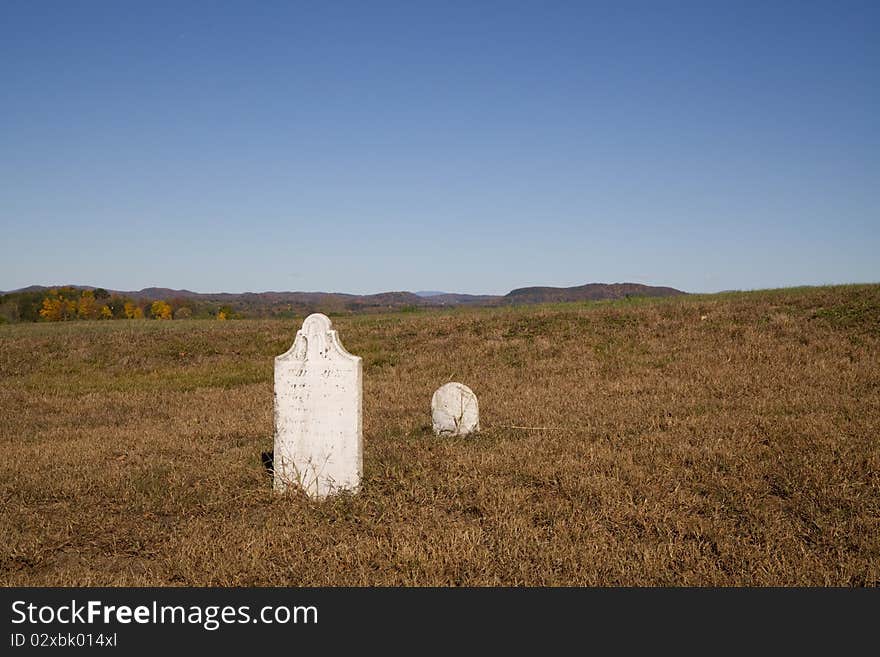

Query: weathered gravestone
[274,313,363,498]
[431,382,480,437]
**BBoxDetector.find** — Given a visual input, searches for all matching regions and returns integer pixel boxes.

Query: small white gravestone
[431,382,480,437]
[274,313,362,498]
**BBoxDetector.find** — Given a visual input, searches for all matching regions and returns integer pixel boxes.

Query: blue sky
[2,1,877,295]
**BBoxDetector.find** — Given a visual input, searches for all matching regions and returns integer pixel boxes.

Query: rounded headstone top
[431,382,480,437]
[301,313,333,335]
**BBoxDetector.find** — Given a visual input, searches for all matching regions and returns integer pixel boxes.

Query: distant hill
[1,281,686,321]
[423,293,503,306]
[3,285,58,294]
[505,282,685,304]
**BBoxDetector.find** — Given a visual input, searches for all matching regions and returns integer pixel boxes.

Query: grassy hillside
[0,282,685,322]
[1,284,878,585]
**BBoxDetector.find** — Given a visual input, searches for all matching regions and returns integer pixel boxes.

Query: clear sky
[2,1,878,295]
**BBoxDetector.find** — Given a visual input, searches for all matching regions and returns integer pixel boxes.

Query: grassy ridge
[1,284,878,585]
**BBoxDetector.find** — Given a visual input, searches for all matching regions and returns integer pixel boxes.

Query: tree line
[0,287,236,323]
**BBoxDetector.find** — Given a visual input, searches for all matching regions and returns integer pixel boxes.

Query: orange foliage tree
[39,289,77,321]
[150,300,173,320]
[77,290,98,320]
[39,297,63,321]
[124,302,144,319]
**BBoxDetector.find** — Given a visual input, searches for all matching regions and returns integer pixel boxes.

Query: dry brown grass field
[1,285,878,586]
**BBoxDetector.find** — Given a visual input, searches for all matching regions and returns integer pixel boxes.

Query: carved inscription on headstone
[273,313,362,498]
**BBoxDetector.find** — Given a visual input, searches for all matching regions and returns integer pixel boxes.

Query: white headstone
[274,313,362,498]
[431,382,480,437]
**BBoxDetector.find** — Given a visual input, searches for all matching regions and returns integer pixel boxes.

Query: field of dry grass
[1,285,878,586]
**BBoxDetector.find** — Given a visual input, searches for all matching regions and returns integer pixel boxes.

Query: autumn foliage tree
[39,289,77,321]
[150,300,173,320]
[105,295,126,318]
[30,288,234,322]
[77,290,99,320]
[123,302,140,319]
[39,297,64,321]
